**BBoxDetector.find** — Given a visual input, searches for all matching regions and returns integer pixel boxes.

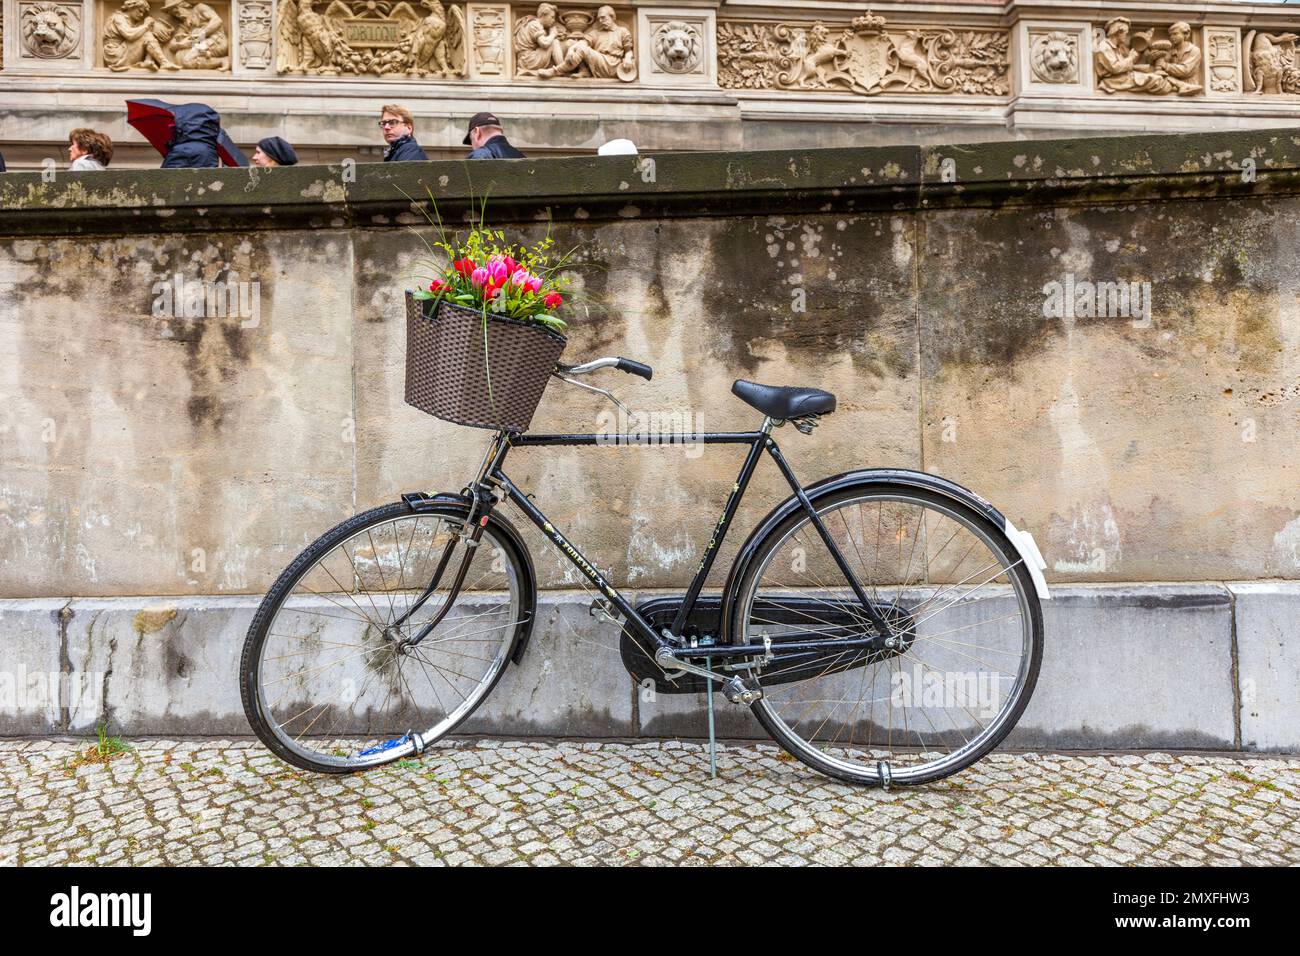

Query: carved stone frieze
[513,4,635,81]
[717,12,1010,96]
[276,0,467,77]
[1029,29,1077,84]
[467,3,509,77]
[238,0,272,69]
[1094,17,1201,96]
[20,1,83,60]
[100,0,231,71]
[1244,28,1300,95]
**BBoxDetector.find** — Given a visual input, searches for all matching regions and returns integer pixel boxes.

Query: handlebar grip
[616,358,653,381]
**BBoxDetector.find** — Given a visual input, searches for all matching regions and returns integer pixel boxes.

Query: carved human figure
[514,2,564,75]
[1096,18,1201,96]
[537,5,633,80]
[1095,18,1172,94]
[103,0,179,71]
[162,0,229,69]
[1158,21,1202,93]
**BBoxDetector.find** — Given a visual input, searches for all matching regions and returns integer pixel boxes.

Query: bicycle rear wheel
[239,499,531,773]
[731,485,1042,787]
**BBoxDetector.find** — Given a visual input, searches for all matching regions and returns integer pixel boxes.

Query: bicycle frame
[461,423,894,662]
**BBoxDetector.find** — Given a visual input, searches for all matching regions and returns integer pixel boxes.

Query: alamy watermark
[1042,273,1151,327]
[151,272,262,328]
[596,407,705,459]
[0,666,103,714]
[890,666,1001,718]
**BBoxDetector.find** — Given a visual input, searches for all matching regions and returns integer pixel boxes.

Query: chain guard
[620,595,916,695]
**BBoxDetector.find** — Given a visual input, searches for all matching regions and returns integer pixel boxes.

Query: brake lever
[552,371,632,416]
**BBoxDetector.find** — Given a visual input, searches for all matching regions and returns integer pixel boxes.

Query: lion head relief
[1031,31,1077,84]
[653,20,702,74]
[22,2,82,59]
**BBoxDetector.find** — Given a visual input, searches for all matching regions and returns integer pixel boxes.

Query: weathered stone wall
[2,128,1298,600]
[2,128,1298,748]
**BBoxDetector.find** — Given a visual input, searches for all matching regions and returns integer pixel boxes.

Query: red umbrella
[126,99,248,167]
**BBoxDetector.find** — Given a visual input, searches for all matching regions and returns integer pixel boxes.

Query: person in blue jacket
[160,103,221,168]
[379,104,428,162]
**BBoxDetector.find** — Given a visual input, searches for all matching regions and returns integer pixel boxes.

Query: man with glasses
[379,104,428,162]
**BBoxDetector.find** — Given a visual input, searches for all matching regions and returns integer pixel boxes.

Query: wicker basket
[404,292,567,432]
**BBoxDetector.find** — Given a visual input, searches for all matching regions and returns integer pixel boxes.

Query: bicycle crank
[652,646,764,705]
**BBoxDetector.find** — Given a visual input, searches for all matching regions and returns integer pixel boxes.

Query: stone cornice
[4,126,1300,235]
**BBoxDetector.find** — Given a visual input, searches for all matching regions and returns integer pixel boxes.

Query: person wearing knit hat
[252,137,299,167]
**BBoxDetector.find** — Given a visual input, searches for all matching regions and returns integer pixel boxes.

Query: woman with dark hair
[69,128,114,170]
[251,137,298,167]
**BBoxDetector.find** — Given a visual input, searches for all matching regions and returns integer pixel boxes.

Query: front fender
[402,491,539,664]
[720,468,1049,641]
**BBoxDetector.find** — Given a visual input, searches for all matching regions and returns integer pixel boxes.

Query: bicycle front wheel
[731,485,1043,787]
[240,500,531,773]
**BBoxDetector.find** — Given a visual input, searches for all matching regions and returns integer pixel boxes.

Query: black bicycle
[240,357,1049,786]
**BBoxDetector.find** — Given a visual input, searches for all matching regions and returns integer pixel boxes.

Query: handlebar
[555,356,653,381]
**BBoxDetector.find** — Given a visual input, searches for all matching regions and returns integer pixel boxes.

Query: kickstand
[705,659,717,780]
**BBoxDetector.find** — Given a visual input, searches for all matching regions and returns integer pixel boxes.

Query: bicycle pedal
[723,675,763,705]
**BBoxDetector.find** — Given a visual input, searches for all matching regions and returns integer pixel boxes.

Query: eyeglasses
[377,119,407,128]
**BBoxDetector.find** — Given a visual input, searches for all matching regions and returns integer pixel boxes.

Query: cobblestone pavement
[1,738,1297,866]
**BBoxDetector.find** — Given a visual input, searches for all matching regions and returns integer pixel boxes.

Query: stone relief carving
[1203,28,1239,94]
[277,0,466,77]
[717,12,1010,96]
[101,0,231,71]
[20,1,82,59]
[1029,29,1077,84]
[1244,30,1300,94]
[239,0,273,69]
[651,19,701,75]
[1094,18,1201,95]
[469,5,507,76]
[513,4,635,81]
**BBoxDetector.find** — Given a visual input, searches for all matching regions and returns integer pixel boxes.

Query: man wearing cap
[464,112,526,159]
[380,104,429,162]
[252,137,299,167]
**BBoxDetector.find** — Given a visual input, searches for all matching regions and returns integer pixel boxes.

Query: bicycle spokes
[249,510,524,769]
[739,492,1038,785]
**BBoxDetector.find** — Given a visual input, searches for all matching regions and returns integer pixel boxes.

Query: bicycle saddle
[731,380,836,419]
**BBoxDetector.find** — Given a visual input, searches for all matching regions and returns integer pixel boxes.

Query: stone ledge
[4,127,1300,235]
[1,583,1293,751]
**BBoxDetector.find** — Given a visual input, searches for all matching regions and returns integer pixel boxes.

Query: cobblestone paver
[1,739,1297,866]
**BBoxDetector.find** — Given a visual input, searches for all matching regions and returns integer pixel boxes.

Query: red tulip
[543,292,563,309]
[429,279,448,293]
[452,258,476,278]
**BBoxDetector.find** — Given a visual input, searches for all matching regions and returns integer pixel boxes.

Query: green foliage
[405,191,579,334]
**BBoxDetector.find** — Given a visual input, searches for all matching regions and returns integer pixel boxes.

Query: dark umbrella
[126,99,248,167]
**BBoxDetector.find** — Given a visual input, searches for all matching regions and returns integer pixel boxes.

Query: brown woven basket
[404,292,567,432]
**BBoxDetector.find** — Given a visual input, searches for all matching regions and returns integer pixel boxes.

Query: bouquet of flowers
[412,224,570,335]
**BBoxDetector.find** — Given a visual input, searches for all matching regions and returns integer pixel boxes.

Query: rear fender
[719,468,1049,642]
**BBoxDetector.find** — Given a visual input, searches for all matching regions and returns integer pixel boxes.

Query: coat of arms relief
[716,12,1010,95]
